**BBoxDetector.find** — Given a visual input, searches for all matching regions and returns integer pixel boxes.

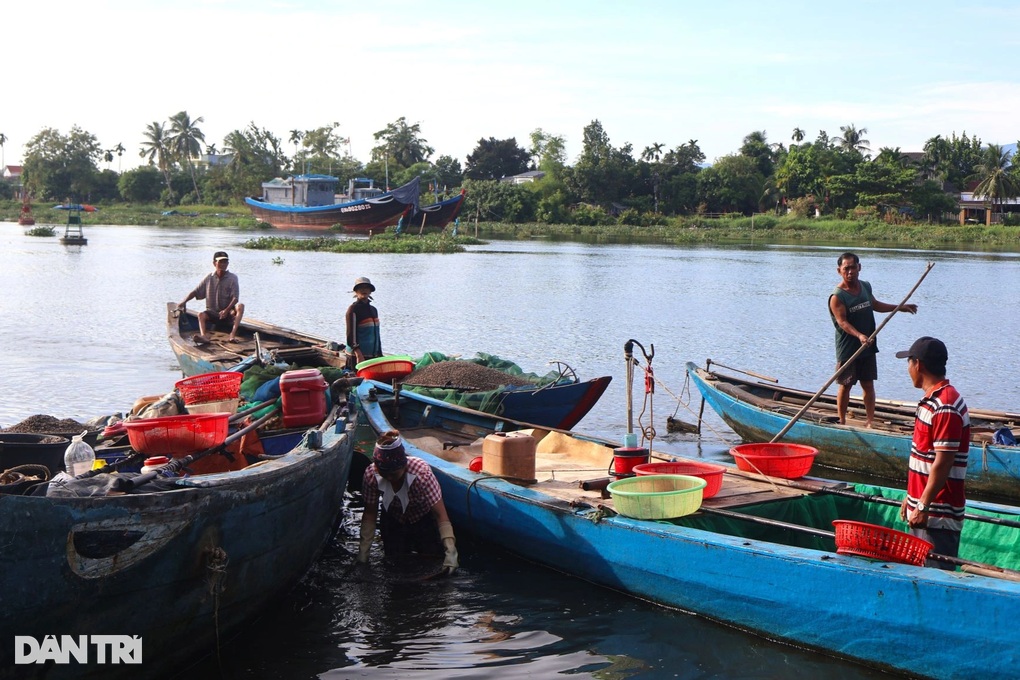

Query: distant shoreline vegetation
[5,199,1020,252]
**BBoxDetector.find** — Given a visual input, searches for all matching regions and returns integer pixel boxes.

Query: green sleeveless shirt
[829,280,878,364]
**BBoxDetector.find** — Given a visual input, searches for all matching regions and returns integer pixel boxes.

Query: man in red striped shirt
[896,337,969,568]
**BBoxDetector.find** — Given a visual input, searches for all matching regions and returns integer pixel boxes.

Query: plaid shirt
[189,271,239,314]
[362,457,442,524]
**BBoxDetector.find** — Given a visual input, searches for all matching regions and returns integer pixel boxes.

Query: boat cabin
[338,177,385,202]
[260,174,339,207]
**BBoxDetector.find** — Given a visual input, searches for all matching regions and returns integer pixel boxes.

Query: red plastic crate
[176,371,243,405]
[832,520,933,566]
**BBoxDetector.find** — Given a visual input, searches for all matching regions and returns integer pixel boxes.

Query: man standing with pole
[829,252,918,427]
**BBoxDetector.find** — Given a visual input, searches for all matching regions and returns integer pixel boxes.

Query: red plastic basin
[124,413,230,457]
[729,443,817,479]
[633,460,726,498]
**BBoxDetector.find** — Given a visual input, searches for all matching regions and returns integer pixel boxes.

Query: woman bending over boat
[357,430,459,575]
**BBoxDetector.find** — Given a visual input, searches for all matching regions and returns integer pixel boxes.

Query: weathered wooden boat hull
[356,380,1020,680]
[245,195,410,231]
[686,362,1020,501]
[392,191,466,234]
[166,302,346,376]
[478,376,612,430]
[167,303,609,430]
[0,400,356,677]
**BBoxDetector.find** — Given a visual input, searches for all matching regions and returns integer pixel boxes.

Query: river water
[3,222,1017,678]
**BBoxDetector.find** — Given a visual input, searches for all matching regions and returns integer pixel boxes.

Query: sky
[4,0,1020,172]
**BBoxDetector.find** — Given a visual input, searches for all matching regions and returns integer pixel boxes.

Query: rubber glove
[357,515,377,563]
[439,520,458,574]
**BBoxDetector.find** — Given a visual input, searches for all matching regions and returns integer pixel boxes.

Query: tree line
[2,114,1018,226]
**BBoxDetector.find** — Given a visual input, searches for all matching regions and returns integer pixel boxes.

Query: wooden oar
[698,505,1020,579]
[770,261,935,443]
[705,359,778,383]
[725,467,1020,530]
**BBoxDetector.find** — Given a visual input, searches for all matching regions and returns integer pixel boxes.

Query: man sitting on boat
[178,250,245,343]
[357,430,459,575]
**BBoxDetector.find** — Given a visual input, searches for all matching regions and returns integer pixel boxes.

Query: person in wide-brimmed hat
[357,430,459,574]
[344,276,381,368]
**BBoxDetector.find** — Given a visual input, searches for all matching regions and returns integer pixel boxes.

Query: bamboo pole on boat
[705,359,778,383]
[770,261,935,444]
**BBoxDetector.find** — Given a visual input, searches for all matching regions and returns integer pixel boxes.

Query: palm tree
[921,135,949,183]
[104,149,114,169]
[168,111,206,200]
[640,142,666,212]
[0,132,6,170]
[973,144,1020,223]
[289,129,303,166]
[140,121,174,203]
[838,124,870,155]
[791,127,805,143]
[640,142,665,163]
[875,146,910,168]
[114,143,125,173]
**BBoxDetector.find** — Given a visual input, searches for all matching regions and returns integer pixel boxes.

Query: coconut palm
[168,111,206,200]
[0,132,6,170]
[791,127,805,143]
[104,149,114,168]
[140,121,174,203]
[838,124,870,155]
[114,143,125,172]
[973,144,1020,223]
[875,146,911,168]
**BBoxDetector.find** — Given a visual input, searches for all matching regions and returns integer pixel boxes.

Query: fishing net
[399,352,572,414]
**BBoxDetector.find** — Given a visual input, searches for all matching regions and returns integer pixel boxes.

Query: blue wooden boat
[167,303,611,430]
[396,189,466,234]
[355,379,1020,679]
[245,175,420,232]
[686,361,1020,502]
[0,381,360,676]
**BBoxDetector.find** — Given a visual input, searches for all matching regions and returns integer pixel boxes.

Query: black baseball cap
[895,336,948,371]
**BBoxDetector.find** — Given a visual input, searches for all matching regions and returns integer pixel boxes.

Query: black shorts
[835,352,878,386]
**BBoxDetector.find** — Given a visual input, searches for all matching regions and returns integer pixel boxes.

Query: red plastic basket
[124,413,230,457]
[633,461,726,498]
[356,357,415,382]
[832,520,933,566]
[176,372,243,405]
[729,443,817,479]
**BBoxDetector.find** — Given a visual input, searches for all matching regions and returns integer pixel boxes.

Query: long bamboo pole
[770,261,935,443]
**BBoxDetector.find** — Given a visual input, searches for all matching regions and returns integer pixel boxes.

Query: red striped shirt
[907,381,969,532]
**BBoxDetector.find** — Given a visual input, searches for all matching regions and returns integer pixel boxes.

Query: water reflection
[2,223,1014,678]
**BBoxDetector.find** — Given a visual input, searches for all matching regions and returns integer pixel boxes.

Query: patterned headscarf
[373,431,407,473]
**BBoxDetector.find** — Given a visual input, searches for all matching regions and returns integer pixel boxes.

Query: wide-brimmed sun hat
[353,276,375,292]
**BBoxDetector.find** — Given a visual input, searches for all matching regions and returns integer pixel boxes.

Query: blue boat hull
[0,404,356,677]
[356,382,1020,679]
[687,362,1020,501]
